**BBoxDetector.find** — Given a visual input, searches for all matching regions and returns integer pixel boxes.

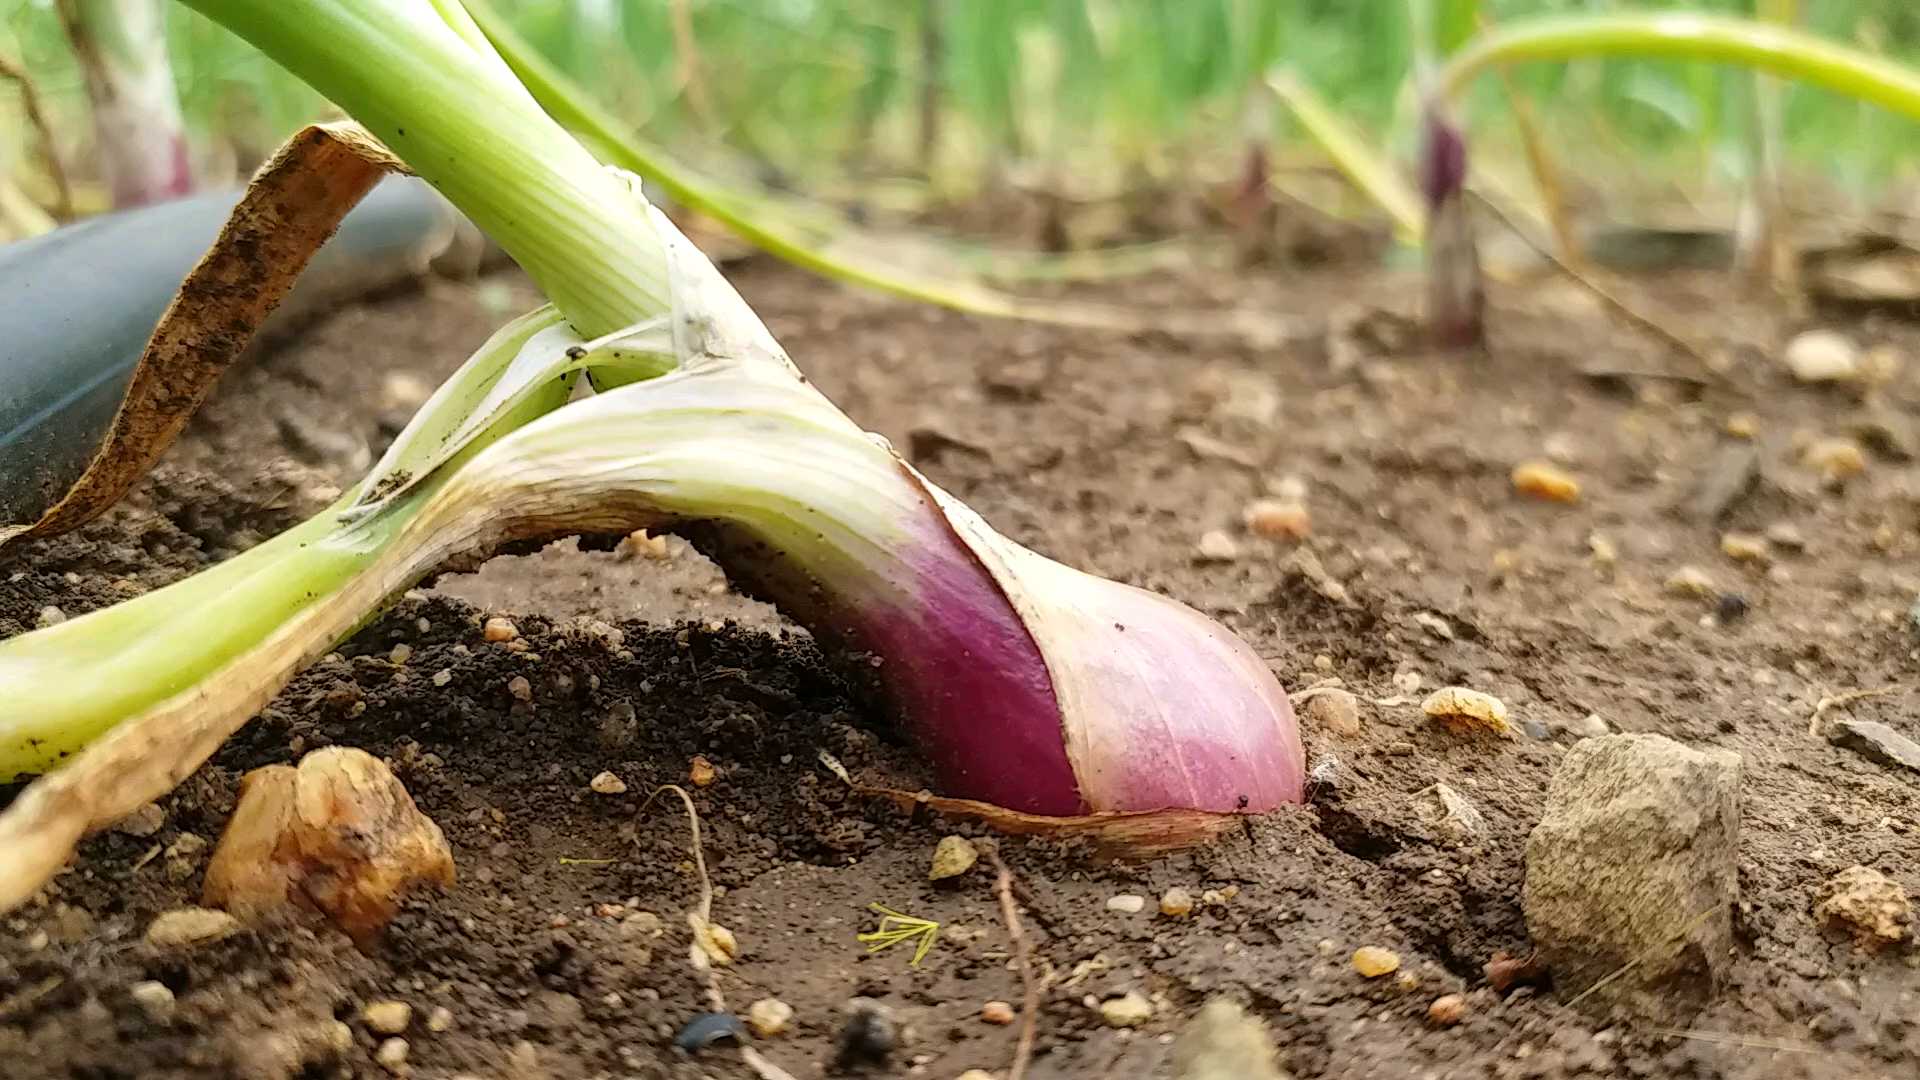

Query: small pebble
[129,981,176,1021]
[1097,992,1153,1028]
[835,998,897,1068]
[928,835,979,881]
[362,1001,412,1035]
[1421,687,1511,735]
[1269,474,1308,500]
[1588,533,1618,568]
[1243,499,1311,540]
[1160,887,1196,918]
[1562,712,1609,739]
[506,675,532,702]
[1196,530,1241,562]
[388,643,412,665]
[426,1006,454,1033]
[1815,865,1912,951]
[1304,689,1361,738]
[114,802,167,839]
[589,771,627,795]
[431,669,452,687]
[957,1072,998,1080]
[375,1037,409,1073]
[1352,946,1401,978]
[1725,412,1758,438]
[1764,522,1806,551]
[145,907,240,949]
[746,998,794,1038]
[621,529,671,560]
[1427,993,1467,1027]
[481,616,519,643]
[980,1000,1016,1026]
[1664,565,1717,599]
[1511,461,1580,503]
[1802,437,1867,482]
[674,1012,747,1053]
[1783,329,1860,382]
[1715,594,1750,624]
[688,755,717,787]
[1106,894,1147,915]
[1720,533,1769,563]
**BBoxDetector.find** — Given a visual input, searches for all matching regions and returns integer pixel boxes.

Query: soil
[5,247,1920,1080]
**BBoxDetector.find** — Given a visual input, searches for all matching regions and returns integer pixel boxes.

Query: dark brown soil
[4,251,1920,1080]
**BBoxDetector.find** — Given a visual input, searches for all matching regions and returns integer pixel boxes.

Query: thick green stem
[179,0,669,336]
[1440,13,1920,123]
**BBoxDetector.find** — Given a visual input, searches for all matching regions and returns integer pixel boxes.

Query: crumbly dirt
[4,248,1920,1080]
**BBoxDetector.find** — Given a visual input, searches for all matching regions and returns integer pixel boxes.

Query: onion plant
[0,0,1304,911]
[56,0,193,206]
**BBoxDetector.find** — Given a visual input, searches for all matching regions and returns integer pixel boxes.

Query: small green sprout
[856,903,940,967]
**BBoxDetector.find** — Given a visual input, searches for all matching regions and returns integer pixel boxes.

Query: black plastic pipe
[0,177,456,527]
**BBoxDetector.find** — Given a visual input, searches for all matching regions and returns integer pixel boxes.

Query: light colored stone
[426,1006,454,1033]
[1783,329,1860,382]
[746,998,794,1037]
[1422,687,1511,736]
[1814,865,1911,951]
[1523,734,1741,1018]
[362,1001,412,1035]
[482,616,519,642]
[929,836,979,881]
[1351,946,1400,978]
[1097,992,1153,1028]
[1803,437,1867,482]
[1825,719,1920,774]
[1414,783,1486,844]
[1719,533,1770,563]
[114,802,167,839]
[1511,461,1580,503]
[1244,499,1311,540]
[1196,530,1241,562]
[1160,887,1195,918]
[1303,689,1360,738]
[1426,994,1466,1027]
[1106,894,1147,915]
[1664,565,1717,598]
[129,981,176,1020]
[589,771,627,795]
[980,1000,1015,1026]
[146,907,241,949]
[375,1036,409,1073]
[1170,998,1286,1080]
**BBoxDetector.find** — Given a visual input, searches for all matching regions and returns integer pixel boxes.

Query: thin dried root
[983,844,1042,1080]
[1807,685,1902,736]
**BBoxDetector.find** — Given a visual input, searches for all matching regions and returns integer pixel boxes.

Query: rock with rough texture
[1824,719,1920,774]
[1414,783,1486,845]
[202,747,455,944]
[1523,734,1741,1019]
[1171,998,1288,1080]
[928,835,978,881]
[1815,866,1912,951]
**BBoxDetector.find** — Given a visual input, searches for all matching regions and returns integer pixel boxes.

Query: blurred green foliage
[3,0,1919,209]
